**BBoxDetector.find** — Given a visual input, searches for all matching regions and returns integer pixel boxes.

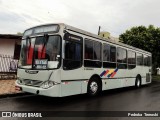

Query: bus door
[61,33,83,96]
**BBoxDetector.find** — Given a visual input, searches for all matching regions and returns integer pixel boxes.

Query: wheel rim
[90,81,98,94]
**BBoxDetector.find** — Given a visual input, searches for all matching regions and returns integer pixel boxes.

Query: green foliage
[119,25,160,74]
[17,32,23,35]
[152,75,160,81]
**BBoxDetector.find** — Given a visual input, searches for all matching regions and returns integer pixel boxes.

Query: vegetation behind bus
[119,25,160,74]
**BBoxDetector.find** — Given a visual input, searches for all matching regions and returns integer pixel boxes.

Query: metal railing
[0,54,18,72]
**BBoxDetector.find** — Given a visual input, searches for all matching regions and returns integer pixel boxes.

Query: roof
[24,23,151,55]
[64,24,151,55]
[0,34,22,39]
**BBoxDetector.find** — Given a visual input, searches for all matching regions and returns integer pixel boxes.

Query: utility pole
[98,26,101,35]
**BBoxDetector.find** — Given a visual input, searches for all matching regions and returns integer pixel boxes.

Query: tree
[17,32,23,35]
[119,25,160,74]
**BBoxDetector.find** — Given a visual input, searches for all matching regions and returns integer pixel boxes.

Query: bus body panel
[15,81,61,97]
[61,81,82,96]
[17,69,53,81]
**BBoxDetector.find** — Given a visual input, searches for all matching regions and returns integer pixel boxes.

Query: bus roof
[24,23,152,55]
[63,23,151,55]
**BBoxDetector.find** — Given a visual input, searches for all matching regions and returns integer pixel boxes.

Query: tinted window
[148,56,152,66]
[65,41,81,60]
[117,47,127,63]
[103,44,110,61]
[128,51,136,64]
[110,46,116,62]
[137,53,143,65]
[117,47,127,69]
[85,40,93,59]
[128,50,136,69]
[144,55,152,66]
[84,39,102,68]
[63,34,82,70]
[94,41,101,60]
[103,44,116,68]
[144,55,148,66]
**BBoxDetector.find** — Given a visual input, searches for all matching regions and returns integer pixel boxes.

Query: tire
[135,76,141,88]
[87,77,101,96]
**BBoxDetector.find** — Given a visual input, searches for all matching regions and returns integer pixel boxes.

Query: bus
[15,23,152,97]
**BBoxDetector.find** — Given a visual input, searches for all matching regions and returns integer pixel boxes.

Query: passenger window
[144,55,152,66]
[128,50,136,69]
[103,44,110,61]
[63,33,82,70]
[103,44,116,68]
[110,46,116,62]
[94,41,101,60]
[85,40,93,59]
[144,55,148,66]
[148,56,152,66]
[137,53,143,65]
[84,39,102,68]
[117,47,127,69]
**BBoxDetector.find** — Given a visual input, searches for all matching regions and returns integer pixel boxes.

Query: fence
[0,54,18,73]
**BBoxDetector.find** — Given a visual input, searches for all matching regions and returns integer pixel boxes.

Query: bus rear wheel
[87,77,101,96]
[135,76,141,88]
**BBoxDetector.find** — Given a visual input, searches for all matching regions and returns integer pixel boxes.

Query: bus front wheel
[87,77,101,96]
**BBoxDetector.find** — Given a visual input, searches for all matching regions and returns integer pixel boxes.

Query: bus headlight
[40,81,56,89]
[17,78,24,85]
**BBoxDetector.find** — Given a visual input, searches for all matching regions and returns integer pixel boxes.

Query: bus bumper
[15,81,61,97]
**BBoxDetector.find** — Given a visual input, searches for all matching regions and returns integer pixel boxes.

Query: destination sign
[64,33,83,42]
[34,59,48,69]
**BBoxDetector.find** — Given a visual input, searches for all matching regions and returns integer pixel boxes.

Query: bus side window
[110,46,116,62]
[63,41,82,70]
[103,44,116,68]
[128,50,136,69]
[137,53,143,66]
[117,47,127,69]
[84,39,102,68]
[144,55,151,66]
[85,40,93,59]
[148,56,152,66]
[144,55,148,66]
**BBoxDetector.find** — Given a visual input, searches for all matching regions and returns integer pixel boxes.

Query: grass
[152,75,160,81]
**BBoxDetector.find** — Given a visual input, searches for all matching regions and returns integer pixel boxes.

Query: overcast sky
[0,0,160,37]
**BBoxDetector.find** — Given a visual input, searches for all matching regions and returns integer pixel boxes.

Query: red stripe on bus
[111,72,116,78]
[104,70,109,76]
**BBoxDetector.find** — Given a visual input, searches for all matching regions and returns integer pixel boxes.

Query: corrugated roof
[0,34,22,39]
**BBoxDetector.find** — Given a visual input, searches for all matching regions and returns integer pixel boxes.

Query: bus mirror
[56,55,61,60]
[57,55,60,58]
[56,55,60,60]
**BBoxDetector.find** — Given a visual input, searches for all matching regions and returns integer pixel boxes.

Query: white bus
[15,23,152,97]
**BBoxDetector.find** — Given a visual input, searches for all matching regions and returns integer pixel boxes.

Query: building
[99,31,119,42]
[0,34,22,73]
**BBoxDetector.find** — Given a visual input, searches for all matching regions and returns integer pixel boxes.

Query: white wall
[0,38,16,56]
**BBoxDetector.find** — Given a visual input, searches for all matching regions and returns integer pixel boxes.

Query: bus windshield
[19,35,61,69]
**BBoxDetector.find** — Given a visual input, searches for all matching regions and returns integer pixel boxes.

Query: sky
[0,0,160,37]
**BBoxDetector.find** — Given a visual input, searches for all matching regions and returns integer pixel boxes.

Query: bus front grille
[23,79,43,87]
